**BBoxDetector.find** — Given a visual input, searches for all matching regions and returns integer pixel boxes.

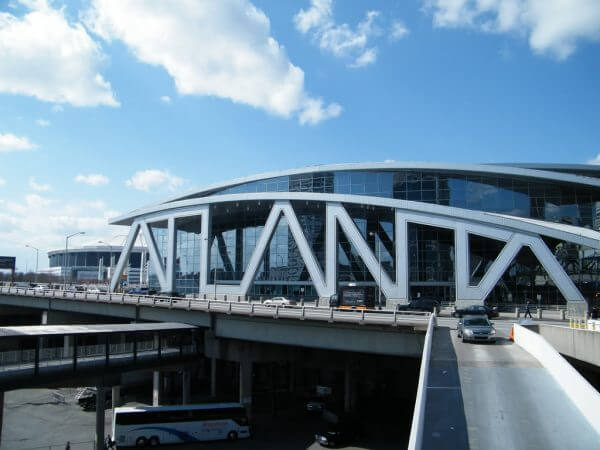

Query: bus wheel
[227,431,238,441]
[149,436,160,447]
[135,436,147,447]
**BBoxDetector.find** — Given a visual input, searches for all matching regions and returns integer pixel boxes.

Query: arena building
[45,244,147,285]
[108,163,600,315]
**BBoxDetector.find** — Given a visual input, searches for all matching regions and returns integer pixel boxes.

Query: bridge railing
[408,312,437,450]
[0,286,430,327]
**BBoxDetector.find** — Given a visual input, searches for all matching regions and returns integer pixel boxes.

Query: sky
[0,0,599,271]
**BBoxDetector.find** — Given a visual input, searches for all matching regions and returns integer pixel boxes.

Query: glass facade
[130,166,600,306]
[193,169,600,229]
[408,224,455,302]
[209,202,271,282]
[148,221,168,291]
[485,247,566,306]
[344,203,395,281]
[175,216,202,295]
[469,234,506,286]
[49,250,141,268]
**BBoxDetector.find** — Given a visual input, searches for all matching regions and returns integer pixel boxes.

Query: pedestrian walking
[65,442,70,450]
[524,301,533,319]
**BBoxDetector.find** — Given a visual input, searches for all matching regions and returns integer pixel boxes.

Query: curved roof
[163,161,600,204]
[48,245,146,256]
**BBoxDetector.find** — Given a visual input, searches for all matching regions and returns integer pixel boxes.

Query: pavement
[423,322,600,450]
[2,389,406,450]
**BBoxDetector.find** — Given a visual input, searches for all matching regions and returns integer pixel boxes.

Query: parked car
[263,296,295,307]
[457,315,497,343]
[315,417,361,448]
[127,288,150,295]
[398,297,439,313]
[453,304,499,318]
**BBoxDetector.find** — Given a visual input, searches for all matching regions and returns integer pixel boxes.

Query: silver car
[457,315,497,343]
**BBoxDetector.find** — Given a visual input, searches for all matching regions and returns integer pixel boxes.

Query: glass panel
[175,216,202,294]
[469,234,506,286]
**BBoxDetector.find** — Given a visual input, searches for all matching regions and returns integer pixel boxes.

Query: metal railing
[0,286,430,328]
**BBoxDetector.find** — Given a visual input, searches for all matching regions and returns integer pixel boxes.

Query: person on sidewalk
[524,301,533,319]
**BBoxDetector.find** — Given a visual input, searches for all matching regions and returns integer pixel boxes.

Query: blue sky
[1,0,599,271]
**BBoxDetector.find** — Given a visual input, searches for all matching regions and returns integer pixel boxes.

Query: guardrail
[407,312,437,450]
[0,286,430,327]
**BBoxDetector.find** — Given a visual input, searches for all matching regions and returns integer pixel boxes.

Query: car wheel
[228,431,238,441]
[135,437,147,447]
[149,436,160,447]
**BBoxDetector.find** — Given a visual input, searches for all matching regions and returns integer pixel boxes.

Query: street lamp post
[64,231,85,289]
[25,244,39,282]
[369,231,382,310]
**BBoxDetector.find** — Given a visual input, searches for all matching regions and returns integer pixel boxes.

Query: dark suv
[453,304,499,318]
[398,297,439,313]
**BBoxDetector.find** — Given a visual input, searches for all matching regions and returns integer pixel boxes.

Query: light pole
[369,231,382,310]
[25,244,39,282]
[64,231,85,289]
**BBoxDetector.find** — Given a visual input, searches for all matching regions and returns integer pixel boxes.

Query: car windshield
[464,318,489,326]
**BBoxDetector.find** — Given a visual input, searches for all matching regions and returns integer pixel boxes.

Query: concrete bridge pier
[96,386,106,449]
[239,359,253,419]
[112,386,121,409]
[0,391,4,446]
[210,357,217,397]
[182,369,191,404]
[152,371,162,406]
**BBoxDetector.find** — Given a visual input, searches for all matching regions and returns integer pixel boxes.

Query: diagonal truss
[109,199,587,311]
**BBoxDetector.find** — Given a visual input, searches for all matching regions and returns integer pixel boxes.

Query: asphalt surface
[423,321,600,450]
[2,390,405,450]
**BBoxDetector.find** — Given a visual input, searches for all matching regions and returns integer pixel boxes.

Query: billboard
[0,256,16,271]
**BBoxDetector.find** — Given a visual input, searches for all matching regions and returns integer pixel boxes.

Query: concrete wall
[531,324,600,368]
[513,324,600,435]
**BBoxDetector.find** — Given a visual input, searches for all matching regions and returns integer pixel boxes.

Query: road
[423,322,600,450]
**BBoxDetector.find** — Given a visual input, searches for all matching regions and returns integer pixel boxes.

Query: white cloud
[29,177,51,192]
[588,154,600,165]
[75,173,110,186]
[423,0,600,60]
[51,104,64,113]
[0,132,36,152]
[0,0,119,106]
[36,118,50,126]
[125,169,185,192]
[294,0,386,68]
[299,98,342,125]
[160,95,172,104]
[0,193,124,270]
[0,177,5,187]
[390,20,410,41]
[349,48,377,68]
[84,0,339,124]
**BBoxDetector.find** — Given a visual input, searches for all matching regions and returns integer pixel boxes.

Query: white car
[86,287,101,294]
[263,296,294,307]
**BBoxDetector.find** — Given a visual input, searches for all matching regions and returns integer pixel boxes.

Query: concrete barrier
[408,312,436,450]
[513,324,600,435]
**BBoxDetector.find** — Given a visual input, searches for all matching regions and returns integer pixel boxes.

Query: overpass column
[344,361,356,413]
[210,357,217,397]
[112,386,121,409]
[41,310,48,325]
[96,386,106,449]
[239,359,253,418]
[182,369,191,404]
[152,371,162,406]
[0,391,4,446]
